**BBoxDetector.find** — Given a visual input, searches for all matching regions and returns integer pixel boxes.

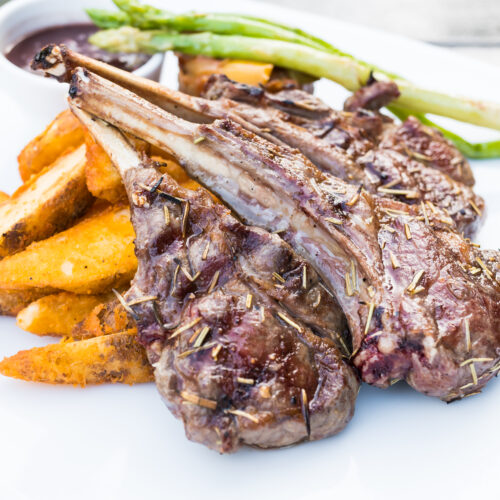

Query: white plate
[0,1,499,499]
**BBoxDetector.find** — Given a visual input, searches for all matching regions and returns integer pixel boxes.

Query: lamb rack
[33,45,483,236]
[67,68,500,402]
[72,107,359,452]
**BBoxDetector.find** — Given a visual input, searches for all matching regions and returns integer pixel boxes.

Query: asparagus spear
[88,0,331,51]
[90,27,500,132]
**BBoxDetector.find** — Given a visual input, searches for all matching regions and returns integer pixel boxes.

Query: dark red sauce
[5,23,151,74]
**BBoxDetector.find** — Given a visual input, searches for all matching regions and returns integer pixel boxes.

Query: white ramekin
[0,0,163,117]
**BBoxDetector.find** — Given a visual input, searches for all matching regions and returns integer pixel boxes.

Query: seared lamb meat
[33,46,482,236]
[73,107,358,452]
[205,74,474,187]
[203,75,482,236]
[68,69,500,402]
[343,80,400,112]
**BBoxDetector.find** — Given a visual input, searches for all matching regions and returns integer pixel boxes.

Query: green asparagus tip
[89,27,160,53]
[86,8,131,29]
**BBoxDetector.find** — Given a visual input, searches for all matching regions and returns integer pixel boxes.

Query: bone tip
[31,44,69,81]
[68,68,90,99]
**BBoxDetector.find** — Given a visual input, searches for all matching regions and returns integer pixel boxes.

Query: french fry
[0,191,9,203]
[72,296,136,340]
[84,130,127,203]
[0,145,93,259]
[18,109,85,181]
[0,288,48,316]
[0,331,153,385]
[0,204,137,295]
[16,291,115,336]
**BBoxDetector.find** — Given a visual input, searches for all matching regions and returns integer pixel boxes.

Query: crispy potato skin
[18,110,85,182]
[0,145,93,259]
[16,291,115,336]
[0,331,153,385]
[0,204,137,294]
[84,131,127,203]
[0,288,48,316]
[72,296,136,339]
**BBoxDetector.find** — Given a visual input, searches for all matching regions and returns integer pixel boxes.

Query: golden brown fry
[0,288,48,316]
[18,109,85,181]
[0,204,137,295]
[16,291,115,336]
[84,130,126,203]
[0,331,153,385]
[0,145,93,259]
[0,191,9,203]
[72,296,136,340]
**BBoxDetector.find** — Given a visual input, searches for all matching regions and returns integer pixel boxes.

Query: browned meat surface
[344,80,400,112]
[74,107,358,452]
[380,116,475,186]
[203,75,482,236]
[67,68,500,402]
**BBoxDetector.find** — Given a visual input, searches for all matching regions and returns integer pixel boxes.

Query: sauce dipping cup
[0,0,163,118]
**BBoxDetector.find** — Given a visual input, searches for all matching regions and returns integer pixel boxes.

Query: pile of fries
[0,109,206,386]
[0,58,272,388]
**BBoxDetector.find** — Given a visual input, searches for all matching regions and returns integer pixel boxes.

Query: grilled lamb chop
[72,107,358,452]
[33,46,482,236]
[202,75,482,236]
[68,69,500,402]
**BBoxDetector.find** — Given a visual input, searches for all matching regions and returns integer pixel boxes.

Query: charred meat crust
[203,75,480,235]
[123,166,358,452]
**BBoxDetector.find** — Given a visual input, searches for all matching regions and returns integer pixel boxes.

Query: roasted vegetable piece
[0,204,137,295]
[0,331,152,385]
[84,129,127,202]
[18,109,85,181]
[71,296,136,339]
[178,54,273,95]
[0,191,9,203]
[0,288,48,316]
[16,291,115,336]
[0,145,93,259]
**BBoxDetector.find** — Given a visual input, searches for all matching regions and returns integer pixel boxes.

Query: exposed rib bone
[70,106,141,178]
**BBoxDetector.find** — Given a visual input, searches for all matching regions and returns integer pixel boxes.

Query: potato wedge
[18,109,85,181]
[0,331,153,385]
[72,296,136,340]
[0,191,9,203]
[0,288,48,316]
[0,204,137,294]
[0,145,93,259]
[84,130,126,203]
[16,291,115,336]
